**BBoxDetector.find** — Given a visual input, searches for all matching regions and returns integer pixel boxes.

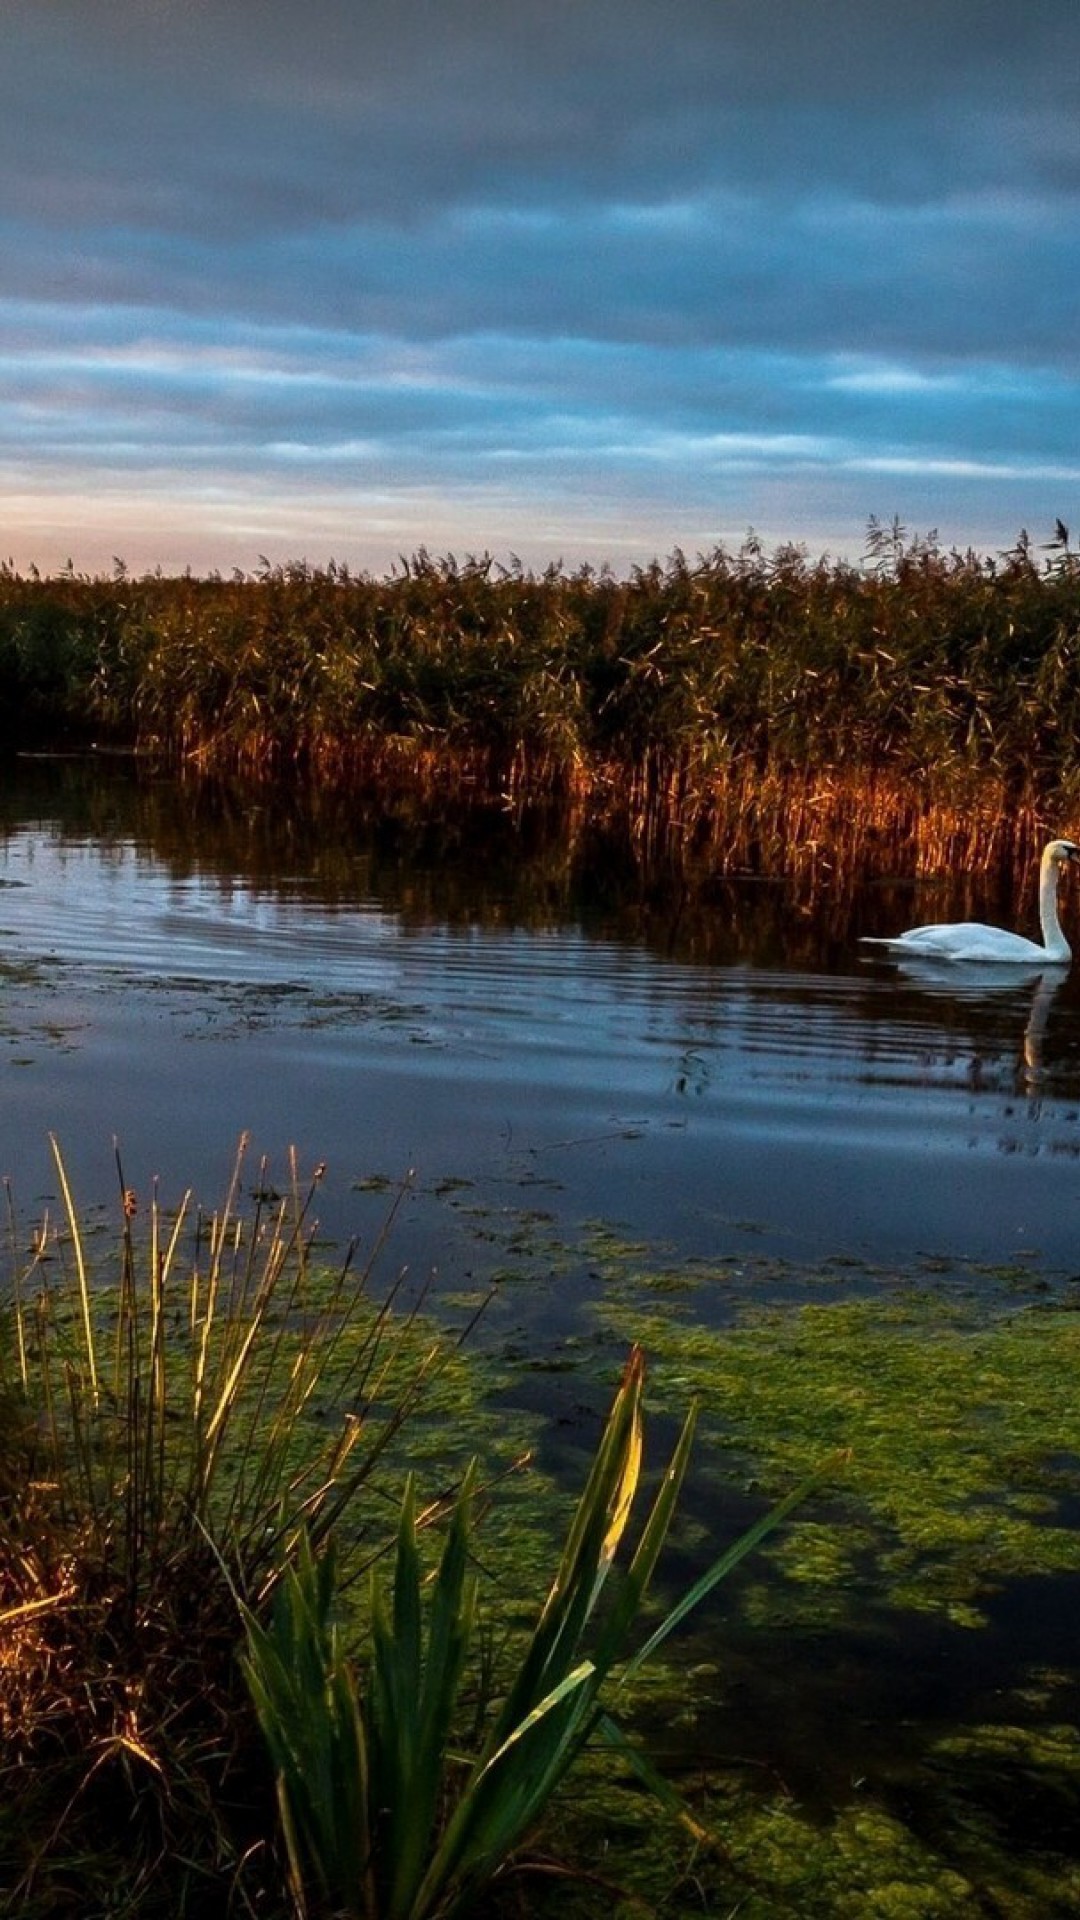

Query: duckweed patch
[513,1648,1080,1920]
[518,1753,993,1920]
[421,1225,1080,1916]
[596,1289,1080,1626]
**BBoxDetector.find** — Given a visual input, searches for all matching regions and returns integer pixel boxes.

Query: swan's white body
[860,838,1080,964]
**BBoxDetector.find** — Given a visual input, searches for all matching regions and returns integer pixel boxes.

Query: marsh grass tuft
[242,1346,830,1920]
[0,1136,475,1916]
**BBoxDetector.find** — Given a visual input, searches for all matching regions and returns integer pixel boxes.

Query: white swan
[860,838,1080,964]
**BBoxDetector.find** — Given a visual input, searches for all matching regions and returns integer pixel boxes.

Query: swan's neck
[1039,856,1072,958]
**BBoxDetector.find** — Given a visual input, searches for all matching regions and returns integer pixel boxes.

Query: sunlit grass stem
[0,1137,478,1912]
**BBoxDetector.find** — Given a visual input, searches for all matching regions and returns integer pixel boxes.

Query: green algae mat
[479,1238,1080,1918]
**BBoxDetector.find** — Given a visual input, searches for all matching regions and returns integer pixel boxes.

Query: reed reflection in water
[2,761,1080,1290]
[7,761,1080,1890]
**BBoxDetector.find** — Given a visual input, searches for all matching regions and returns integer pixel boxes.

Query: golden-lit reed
[0,1137,475,1915]
[4,526,1080,879]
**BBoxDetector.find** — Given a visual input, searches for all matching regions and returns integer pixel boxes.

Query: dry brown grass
[0,1140,469,1918]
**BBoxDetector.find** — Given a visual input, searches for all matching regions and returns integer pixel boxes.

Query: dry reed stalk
[0,1139,474,1913]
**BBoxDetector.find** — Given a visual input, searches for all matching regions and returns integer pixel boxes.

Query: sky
[3,0,1079,577]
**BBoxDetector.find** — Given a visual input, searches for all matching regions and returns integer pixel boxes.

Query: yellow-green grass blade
[48,1134,99,1407]
[594,1711,714,1847]
[242,1535,370,1911]
[622,1455,845,1683]
[592,1396,699,1674]
[414,1662,599,1920]
[370,1469,479,1919]
[487,1348,644,1749]
[366,1482,425,1914]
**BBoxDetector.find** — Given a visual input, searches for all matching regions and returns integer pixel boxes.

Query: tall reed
[0,1137,470,1916]
[4,529,1080,868]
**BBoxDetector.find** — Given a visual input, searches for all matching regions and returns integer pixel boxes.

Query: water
[3,761,1080,1292]
[5,758,1080,1883]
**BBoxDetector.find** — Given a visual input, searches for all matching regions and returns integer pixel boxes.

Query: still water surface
[7,759,1080,1874]
[3,761,1080,1297]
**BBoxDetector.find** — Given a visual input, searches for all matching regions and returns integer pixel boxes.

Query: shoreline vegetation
[6,523,1080,1913]
[0,1140,824,1919]
[5,520,1080,881]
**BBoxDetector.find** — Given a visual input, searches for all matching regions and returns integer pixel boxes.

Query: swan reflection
[878,956,1066,1092]
[1021,973,1061,1087]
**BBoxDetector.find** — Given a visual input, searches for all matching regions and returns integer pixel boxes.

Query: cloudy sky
[3,0,1078,575]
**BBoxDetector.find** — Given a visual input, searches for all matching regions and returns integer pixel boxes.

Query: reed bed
[4,524,1080,875]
